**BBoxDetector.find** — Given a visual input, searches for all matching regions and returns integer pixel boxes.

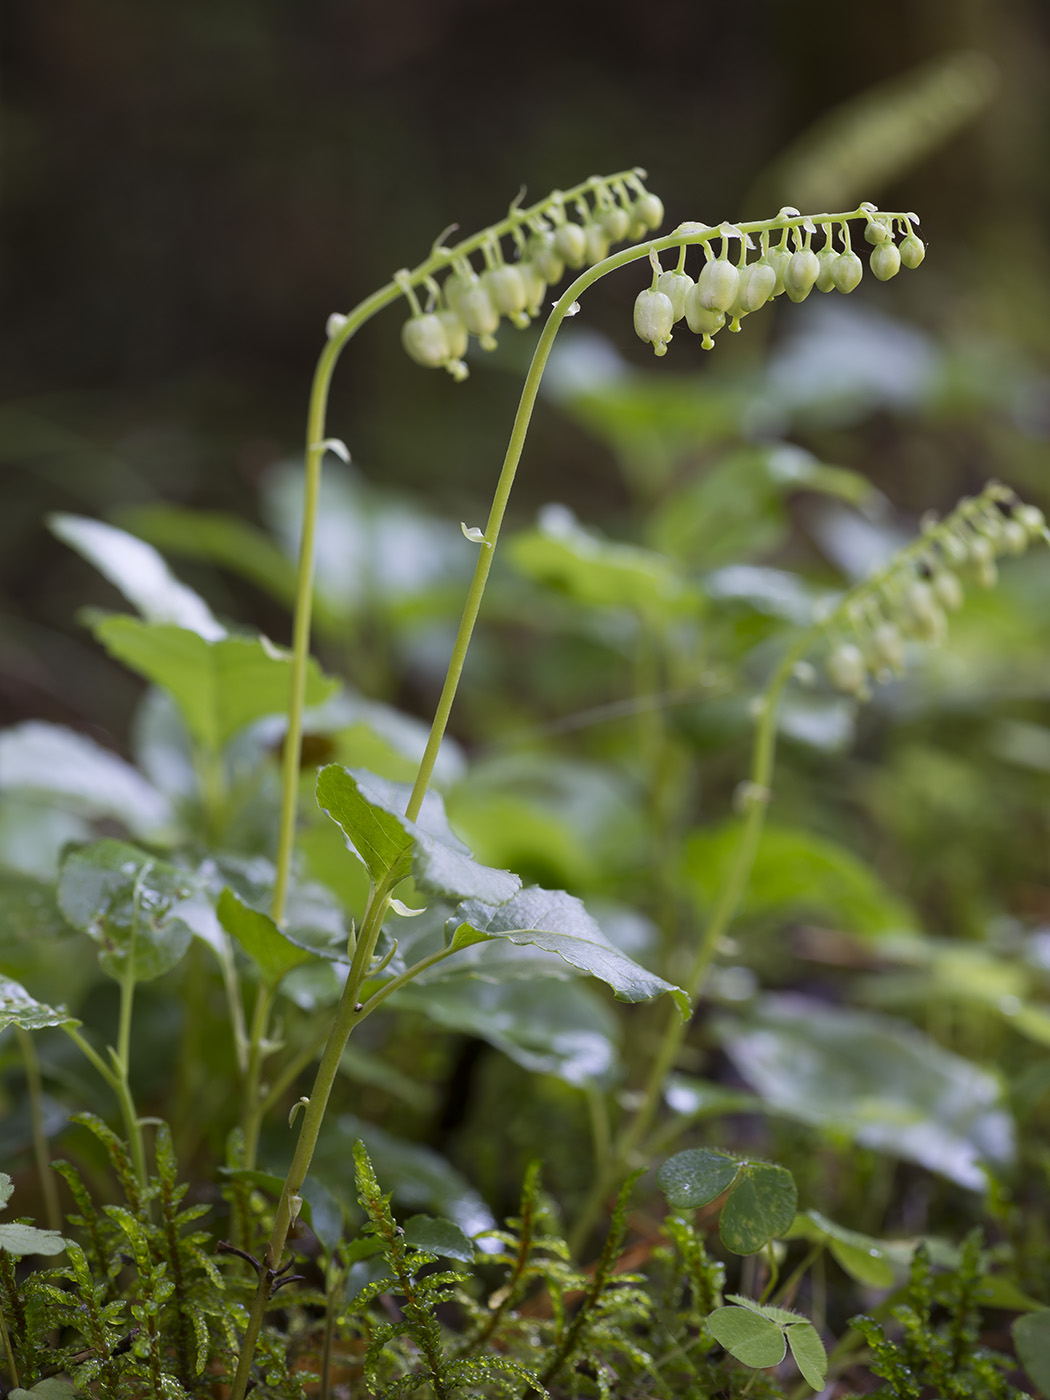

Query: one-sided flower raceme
[821,490,1046,698]
[395,169,662,379]
[633,205,925,357]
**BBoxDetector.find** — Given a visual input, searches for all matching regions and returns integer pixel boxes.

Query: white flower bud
[634,288,674,356]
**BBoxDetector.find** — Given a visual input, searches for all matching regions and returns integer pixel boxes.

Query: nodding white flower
[633,288,675,357]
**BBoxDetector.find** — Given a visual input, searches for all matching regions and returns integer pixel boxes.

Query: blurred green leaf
[217,886,311,986]
[0,976,78,1033]
[0,721,175,841]
[93,616,338,751]
[115,503,301,615]
[394,976,619,1086]
[402,1214,475,1262]
[50,513,225,639]
[720,995,1015,1189]
[58,839,196,982]
[785,1209,894,1288]
[1013,1310,1050,1396]
[314,1116,495,1239]
[508,504,696,618]
[682,820,914,938]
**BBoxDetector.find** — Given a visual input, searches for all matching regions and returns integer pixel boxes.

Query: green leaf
[315,765,412,885]
[720,1161,797,1255]
[317,765,521,903]
[448,887,688,1018]
[0,977,78,1033]
[0,1174,10,1209]
[1013,1311,1050,1397]
[92,616,337,751]
[217,887,311,987]
[720,994,1014,1189]
[50,512,225,639]
[393,977,619,1086]
[0,721,174,839]
[786,1209,894,1288]
[8,1380,79,1400]
[785,1320,828,1390]
[402,1214,475,1262]
[707,1305,786,1368]
[0,1221,67,1256]
[655,1148,741,1209]
[682,820,915,938]
[58,840,196,982]
[115,503,302,617]
[508,505,696,618]
[313,1116,495,1239]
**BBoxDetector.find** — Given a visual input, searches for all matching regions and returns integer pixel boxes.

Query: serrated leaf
[1013,1309,1050,1395]
[707,1306,786,1368]
[50,512,226,639]
[785,1321,828,1391]
[92,616,337,751]
[402,1214,475,1262]
[0,1221,67,1256]
[217,887,311,987]
[0,721,175,839]
[720,1161,797,1255]
[58,840,196,982]
[448,887,688,1018]
[0,976,78,1033]
[316,765,412,884]
[317,765,520,903]
[656,1148,741,1209]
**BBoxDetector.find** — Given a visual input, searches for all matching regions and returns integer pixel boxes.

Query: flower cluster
[634,205,925,356]
[399,173,665,380]
[822,491,1046,699]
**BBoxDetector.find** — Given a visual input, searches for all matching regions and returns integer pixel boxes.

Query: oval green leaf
[720,1161,797,1255]
[785,1321,828,1391]
[656,1148,741,1209]
[707,1305,786,1369]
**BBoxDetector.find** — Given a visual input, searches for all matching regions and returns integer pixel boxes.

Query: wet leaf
[58,840,197,982]
[448,886,688,1018]
[317,765,520,904]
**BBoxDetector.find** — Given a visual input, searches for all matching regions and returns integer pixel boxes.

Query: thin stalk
[240,983,279,1171]
[114,937,148,1193]
[228,879,393,1400]
[63,1024,145,1192]
[569,645,802,1253]
[14,1027,62,1233]
[0,1300,19,1392]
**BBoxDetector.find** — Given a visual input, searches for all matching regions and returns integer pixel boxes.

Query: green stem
[63,1024,146,1193]
[228,879,393,1400]
[0,1297,19,1392]
[14,1027,62,1233]
[240,983,278,1171]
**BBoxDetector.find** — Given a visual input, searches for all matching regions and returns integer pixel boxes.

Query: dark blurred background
[3,0,1049,742]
